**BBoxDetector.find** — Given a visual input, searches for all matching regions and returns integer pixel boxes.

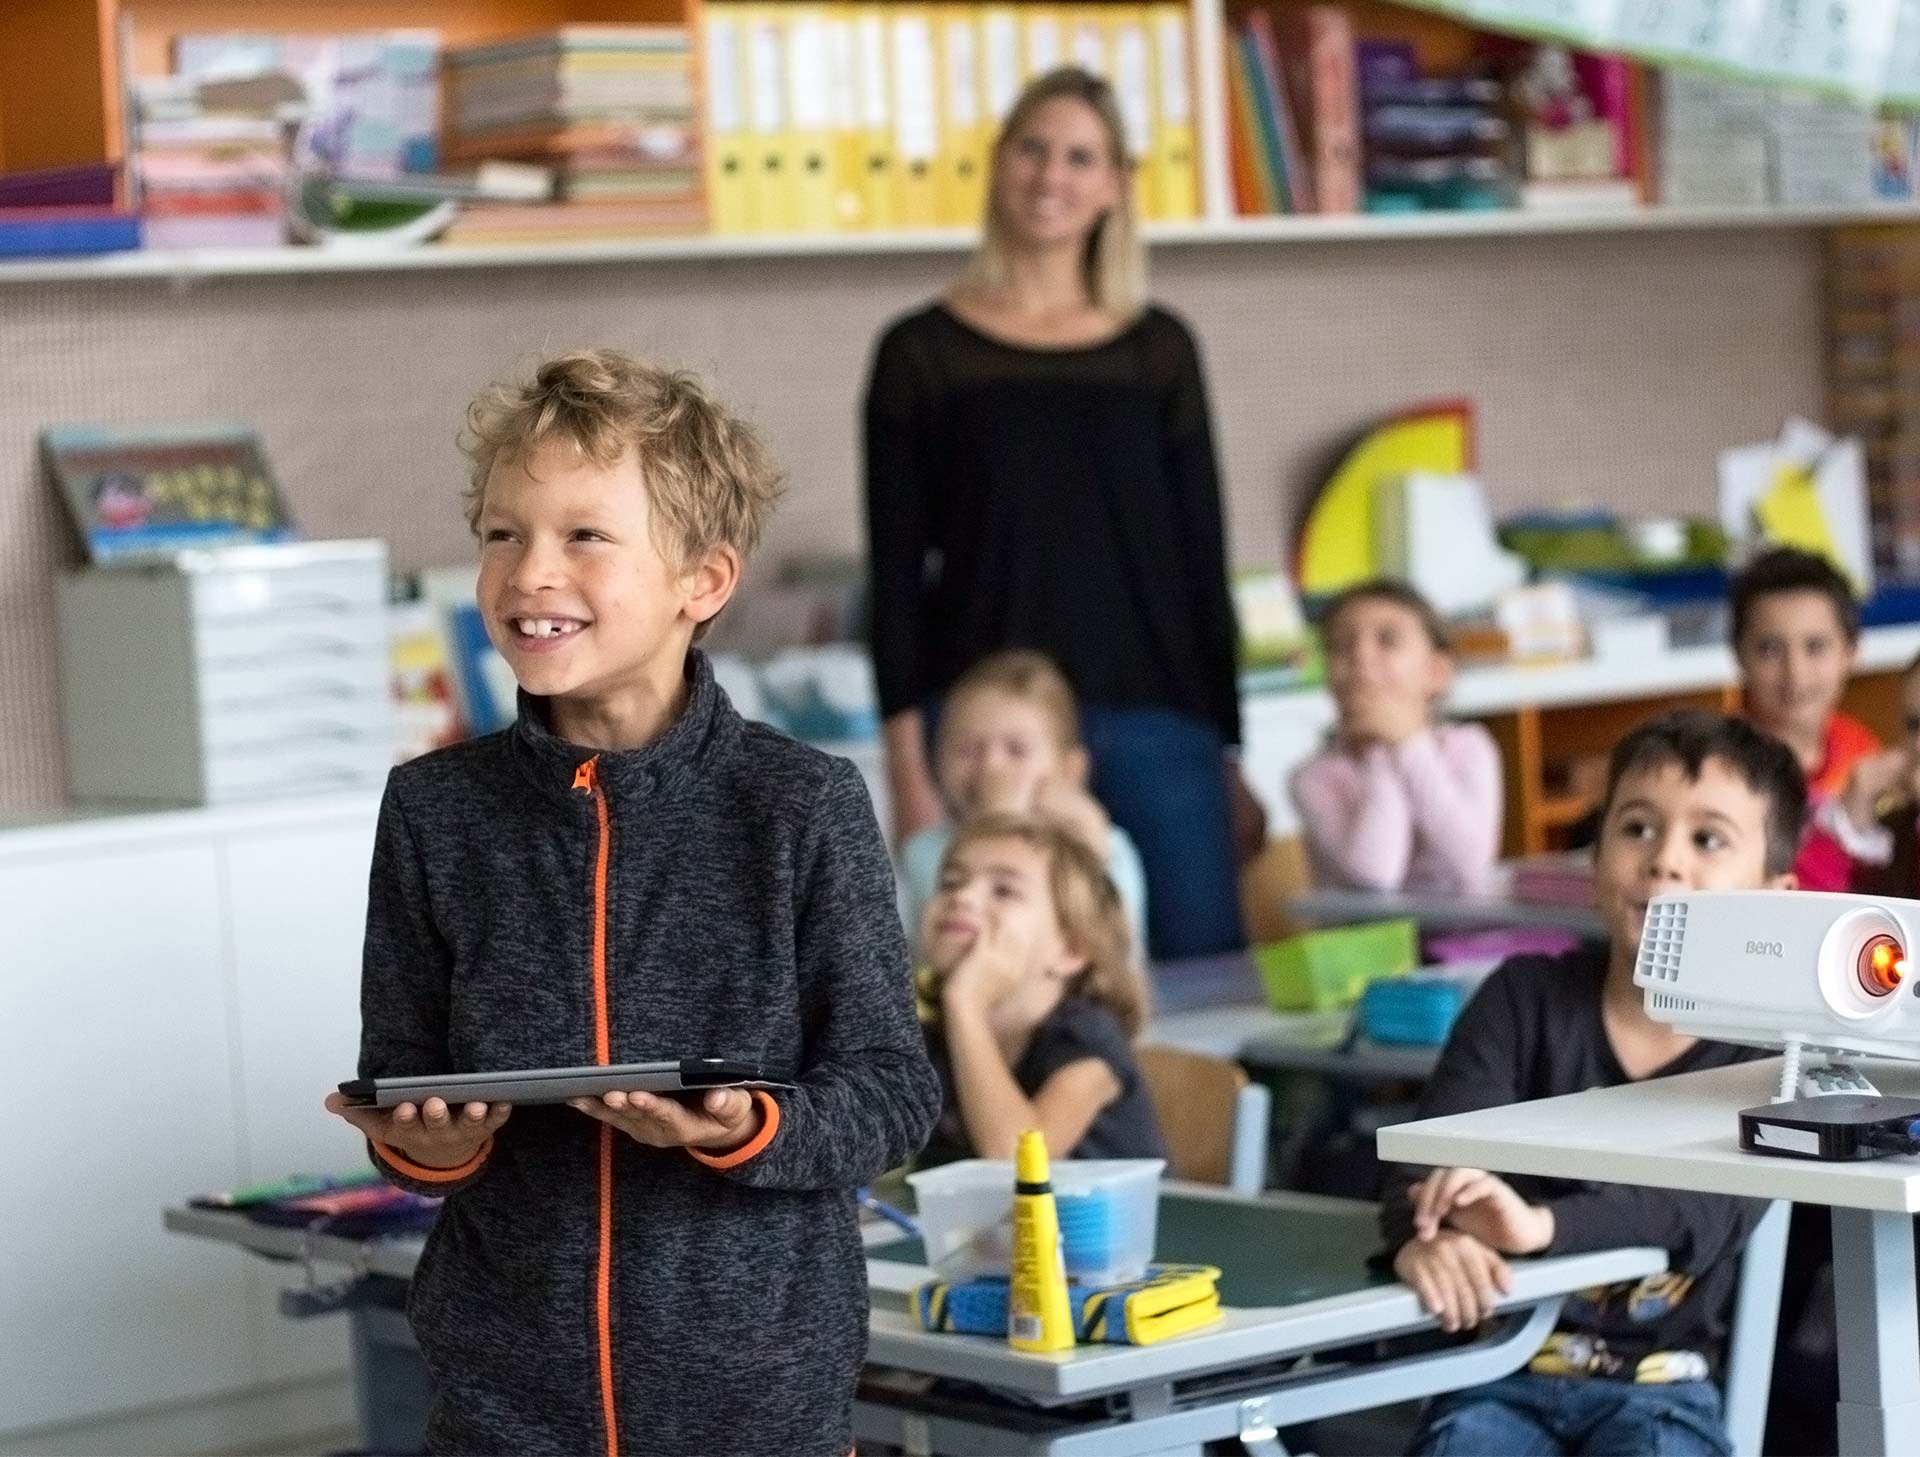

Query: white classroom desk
[1144,956,1441,1081]
[168,1184,1665,1457]
[1288,868,1608,940]
[1378,1055,1920,1456]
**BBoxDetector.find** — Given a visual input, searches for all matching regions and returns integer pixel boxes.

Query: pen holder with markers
[906,1157,1165,1286]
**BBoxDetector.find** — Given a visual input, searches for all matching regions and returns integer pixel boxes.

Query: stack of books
[440,26,705,244]
[132,76,291,249]
[0,163,140,259]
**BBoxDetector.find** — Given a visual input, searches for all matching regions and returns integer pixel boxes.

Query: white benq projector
[1636,890,1920,1060]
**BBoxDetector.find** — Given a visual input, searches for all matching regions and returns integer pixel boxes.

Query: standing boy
[326,351,939,1456]
[1383,712,1804,1456]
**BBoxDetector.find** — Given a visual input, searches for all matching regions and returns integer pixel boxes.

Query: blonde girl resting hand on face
[916,812,1165,1166]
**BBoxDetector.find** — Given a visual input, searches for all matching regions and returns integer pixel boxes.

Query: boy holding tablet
[324,350,939,1457]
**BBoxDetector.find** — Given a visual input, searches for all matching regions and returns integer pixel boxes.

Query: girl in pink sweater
[1291,580,1503,895]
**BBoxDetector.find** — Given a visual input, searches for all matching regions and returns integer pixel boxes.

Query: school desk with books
[164,1181,1663,1456]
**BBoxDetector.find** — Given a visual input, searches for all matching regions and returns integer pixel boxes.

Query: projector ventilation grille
[1640,901,1688,983]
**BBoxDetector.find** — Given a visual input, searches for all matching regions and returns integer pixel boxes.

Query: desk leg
[1831,1207,1920,1457]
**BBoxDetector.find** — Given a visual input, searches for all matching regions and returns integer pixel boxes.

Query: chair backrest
[1721,1199,1789,1457]
[1137,1044,1270,1194]
[1241,835,1311,945]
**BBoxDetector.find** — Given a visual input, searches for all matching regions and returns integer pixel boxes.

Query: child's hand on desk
[323,1091,511,1169]
[1394,1232,1512,1333]
[1411,1167,1555,1255]
[569,1086,763,1151]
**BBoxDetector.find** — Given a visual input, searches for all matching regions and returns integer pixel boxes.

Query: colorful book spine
[1279,5,1361,215]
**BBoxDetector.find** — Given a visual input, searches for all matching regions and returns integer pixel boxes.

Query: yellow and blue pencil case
[916,1263,1223,1346]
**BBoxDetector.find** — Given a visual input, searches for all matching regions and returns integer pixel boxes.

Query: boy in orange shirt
[1731,547,1879,888]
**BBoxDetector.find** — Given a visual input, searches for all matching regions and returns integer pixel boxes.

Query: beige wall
[0,226,1823,810]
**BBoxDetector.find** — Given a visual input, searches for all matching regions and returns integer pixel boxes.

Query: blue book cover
[0,209,140,258]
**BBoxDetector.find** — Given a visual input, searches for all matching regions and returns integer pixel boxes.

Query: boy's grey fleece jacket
[358,650,940,1457]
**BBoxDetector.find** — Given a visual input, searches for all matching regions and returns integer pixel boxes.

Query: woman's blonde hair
[961,67,1145,320]
[944,811,1147,1037]
[460,349,785,568]
[939,650,1083,755]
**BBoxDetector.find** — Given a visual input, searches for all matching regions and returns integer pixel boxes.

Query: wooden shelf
[1531,793,1600,830]
[4,200,1919,287]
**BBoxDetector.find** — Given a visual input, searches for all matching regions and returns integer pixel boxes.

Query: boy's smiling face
[1594,755,1793,958]
[1737,589,1856,748]
[475,441,712,715]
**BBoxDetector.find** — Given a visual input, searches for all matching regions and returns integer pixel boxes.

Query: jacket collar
[510,649,728,802]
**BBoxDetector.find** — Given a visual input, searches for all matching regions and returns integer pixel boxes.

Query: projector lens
[1858,934,1907,997]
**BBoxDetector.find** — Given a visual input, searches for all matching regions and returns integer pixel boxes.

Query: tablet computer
[337,1057,791,1109]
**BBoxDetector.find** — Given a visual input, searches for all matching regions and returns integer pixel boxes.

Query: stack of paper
[441,26,705,242]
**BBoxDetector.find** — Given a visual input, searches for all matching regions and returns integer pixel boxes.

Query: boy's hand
[323,1090,510,1169]
[1394,1231,1513,1333]
[1843,748,1912,829]
[975,763,1043,816]
[569,1086,762,1151]
[941,915,1033,1015]
[1411,1167,1555,1255]
[1031,778,1113,857]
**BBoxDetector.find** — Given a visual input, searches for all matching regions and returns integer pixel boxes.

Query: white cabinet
[0,796,378,1442]
[54,542,393,806]
[0,840,250,1431]
[221,819,376,1387]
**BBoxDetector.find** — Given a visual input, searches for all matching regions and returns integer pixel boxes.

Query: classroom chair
[1138,1044,1272,1194]
[1722,1199,1789,1457]
[1241,835,1311,945]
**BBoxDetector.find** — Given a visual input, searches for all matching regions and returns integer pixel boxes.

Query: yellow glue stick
[1008,1129,1075,1352]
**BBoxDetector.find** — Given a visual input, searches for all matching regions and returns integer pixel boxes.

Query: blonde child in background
[900,650,1148,952]
[917,812,1165,1166]
[1731,547,1879,890]
[1290,579,1503,894]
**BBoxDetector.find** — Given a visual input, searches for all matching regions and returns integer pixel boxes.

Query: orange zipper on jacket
[573,755,618,1457]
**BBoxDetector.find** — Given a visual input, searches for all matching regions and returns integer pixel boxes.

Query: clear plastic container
[905,1157,1165,1285]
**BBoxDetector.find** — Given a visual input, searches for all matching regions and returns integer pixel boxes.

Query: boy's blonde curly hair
[461,349,785,568]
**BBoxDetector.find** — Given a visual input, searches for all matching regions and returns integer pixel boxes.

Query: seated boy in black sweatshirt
[324,350,940,1457]
[1382,711,1805,1457]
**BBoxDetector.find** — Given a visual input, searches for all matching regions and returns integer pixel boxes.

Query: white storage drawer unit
[55,540,394,805]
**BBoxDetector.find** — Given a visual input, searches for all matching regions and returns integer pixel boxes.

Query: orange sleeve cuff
[375,1135,494,1184]
[687,1090,781,1170]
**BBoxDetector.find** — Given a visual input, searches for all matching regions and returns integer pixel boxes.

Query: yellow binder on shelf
[980,4,1023,131]
[1022,7,1065,81]
[743,4,797,233]
[827,7,867,228]
[853,4,898,230]
[935,6,987,226]
[784,4,839,232]
[1107,5,1155,218]
[701,3,755,235]
[1148,2,1199,220]
[888,6,942,227]
[1068,7,1109,77]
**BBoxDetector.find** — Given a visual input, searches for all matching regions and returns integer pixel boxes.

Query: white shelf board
[5,201,1920,286]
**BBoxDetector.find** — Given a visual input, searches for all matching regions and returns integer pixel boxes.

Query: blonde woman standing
[863,68,1251,959]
